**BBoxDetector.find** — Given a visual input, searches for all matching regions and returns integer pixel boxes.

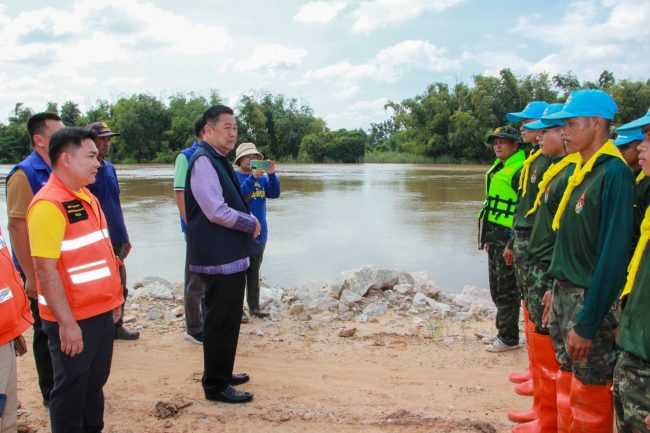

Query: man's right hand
[254,220,261,238]
[24,275,37,299]
[59,322,84,356]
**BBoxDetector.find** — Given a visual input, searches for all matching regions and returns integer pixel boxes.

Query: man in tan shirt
[6,111,63,407]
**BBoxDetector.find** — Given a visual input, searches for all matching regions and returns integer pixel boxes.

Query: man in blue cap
[612,108,650,433]
[614,128,650,246]
[507,103,576,432]
[543,89,634,432]
[501,102,552,397]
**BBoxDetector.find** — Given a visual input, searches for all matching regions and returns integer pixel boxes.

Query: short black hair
[27,112,61,146]
[194,114,206,138]
[203,105,234,125]
[49,127,97,167]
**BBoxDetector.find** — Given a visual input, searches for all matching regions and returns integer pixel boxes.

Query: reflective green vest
[479,149,525,228]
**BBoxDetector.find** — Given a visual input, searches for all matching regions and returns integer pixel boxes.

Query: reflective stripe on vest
[61,229,110,251]
[0,287,13,304]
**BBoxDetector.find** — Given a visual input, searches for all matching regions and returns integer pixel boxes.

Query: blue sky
[1,0,648,129]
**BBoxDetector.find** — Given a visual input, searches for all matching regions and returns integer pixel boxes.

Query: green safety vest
[479,149,525,229]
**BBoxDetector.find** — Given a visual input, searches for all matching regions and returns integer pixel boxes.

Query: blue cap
[506,101,549,123]
[616,107,650,132]
[543,89,618,122]
[524,103,566,130]
[614,128,645,146]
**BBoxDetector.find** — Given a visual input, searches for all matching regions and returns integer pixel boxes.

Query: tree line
[1,69,649,165]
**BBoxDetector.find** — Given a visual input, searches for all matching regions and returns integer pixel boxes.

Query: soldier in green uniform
[503,101,552,392]
[478,126,525,353]
[612,108,650,433]
[508,103,578,432]
[543,89,634,433]
[615,128,650,246]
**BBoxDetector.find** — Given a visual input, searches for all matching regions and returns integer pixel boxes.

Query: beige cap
[234,142,264,165]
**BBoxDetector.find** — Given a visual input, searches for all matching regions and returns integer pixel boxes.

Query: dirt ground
[16,307,530,433]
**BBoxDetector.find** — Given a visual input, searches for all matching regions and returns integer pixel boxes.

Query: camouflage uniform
[512,232,530,303]
[526,259,552,334]
[484,222,519,346]
[547,280,619,385]
[614,352,650,433]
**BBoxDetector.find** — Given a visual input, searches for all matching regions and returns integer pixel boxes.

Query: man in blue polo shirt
[87,122,139,340]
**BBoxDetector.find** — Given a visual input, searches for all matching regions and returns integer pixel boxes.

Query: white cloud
[224,44,308,75]
[306,40,461,90]
[294,1,347,24]
[351,0,466,34]
[324,97,392,129]
[509,0,650,80]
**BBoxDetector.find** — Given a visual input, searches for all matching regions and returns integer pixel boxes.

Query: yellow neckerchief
[525,152,581,217]
[552,140,626,230]
[637,171,646,185]
[518,148,542,197]
[621,205,650,298]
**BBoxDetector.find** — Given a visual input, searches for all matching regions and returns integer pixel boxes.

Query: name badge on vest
[62,199,89,223]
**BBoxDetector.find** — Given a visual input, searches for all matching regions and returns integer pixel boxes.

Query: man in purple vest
[6,112,63,407]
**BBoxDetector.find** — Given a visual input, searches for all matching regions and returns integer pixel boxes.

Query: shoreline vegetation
[2,68,649,166]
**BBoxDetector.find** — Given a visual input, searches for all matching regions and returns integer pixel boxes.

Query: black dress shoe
[251,308,269,318]
[241,312,250,324]
[115,326,140,340]
[231,372,250,386]
[206,385,253,404]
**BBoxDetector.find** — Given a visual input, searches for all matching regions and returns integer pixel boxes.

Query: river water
[0,164,489,293]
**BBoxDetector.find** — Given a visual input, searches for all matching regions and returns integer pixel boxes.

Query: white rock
[411,271,441,298]
[412,292,429,306]
[383,290,397,303]
[339,290,363,307]
[139,276,173,289]
[132,281,175,300]
[363,301,388,318]
[289,303,305,315]
[393,284,414,295]
[260,286,284,308]
[355,314,369,323]
[425,298,451,313]
[338,302,350,313]
[339,266,415,297]
[147,308,164,320]
[453,285,496,317]
[327,280,345,299]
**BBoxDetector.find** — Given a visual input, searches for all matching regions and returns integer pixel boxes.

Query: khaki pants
[0,342,17,433]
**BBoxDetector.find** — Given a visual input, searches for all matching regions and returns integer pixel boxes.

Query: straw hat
[234,142,263,165]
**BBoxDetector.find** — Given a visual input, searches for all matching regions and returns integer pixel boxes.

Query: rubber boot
[556,370,573,433]
[512,333,560,433]
[509,302,532,384]
[508,320,539,423]
[568,377,613,433]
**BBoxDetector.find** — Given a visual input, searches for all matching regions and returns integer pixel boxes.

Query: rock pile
[130,266,495,324]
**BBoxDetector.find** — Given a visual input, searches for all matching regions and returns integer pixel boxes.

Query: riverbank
[16,268,528,433]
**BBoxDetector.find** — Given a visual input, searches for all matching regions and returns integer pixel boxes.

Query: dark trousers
[487,240,520,346]
[245,243,266,311]
[43,312,115,433]
[198,271,246,397]
[184,235,206,335]
[29,296,54,403]
[112,243,128,329]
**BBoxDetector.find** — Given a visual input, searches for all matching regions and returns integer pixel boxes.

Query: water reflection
[0,163,489,293]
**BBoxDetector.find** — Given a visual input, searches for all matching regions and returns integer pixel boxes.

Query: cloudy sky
[1,0,649,129]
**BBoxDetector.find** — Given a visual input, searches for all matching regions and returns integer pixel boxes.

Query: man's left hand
[112,306,122,324]
[503,247,514,267]
[567,329,592,361]
[123,242,132,259]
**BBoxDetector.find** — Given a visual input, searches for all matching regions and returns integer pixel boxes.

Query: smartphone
[250,160,269,171]
[0,393,6,417]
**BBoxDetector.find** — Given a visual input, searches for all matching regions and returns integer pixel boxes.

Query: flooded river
[0,163,489,293]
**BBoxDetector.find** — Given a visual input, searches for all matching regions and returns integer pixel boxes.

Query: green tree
[110,94,171,162]
[60,101,83,126]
